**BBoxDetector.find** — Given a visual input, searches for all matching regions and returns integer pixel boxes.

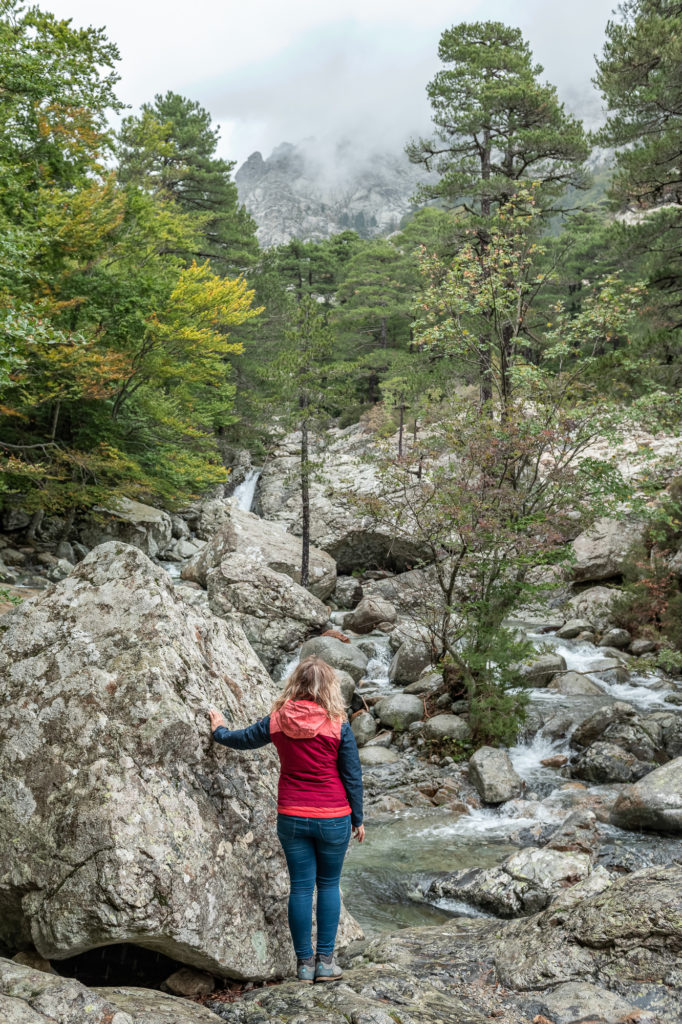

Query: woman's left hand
[209,707,227,732]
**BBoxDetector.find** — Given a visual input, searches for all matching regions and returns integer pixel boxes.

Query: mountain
[235,138,433,248]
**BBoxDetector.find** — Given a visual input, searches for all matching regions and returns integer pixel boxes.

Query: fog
[35,0,618,170]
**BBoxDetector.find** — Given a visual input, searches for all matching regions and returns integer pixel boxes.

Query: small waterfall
[231,468,261,512]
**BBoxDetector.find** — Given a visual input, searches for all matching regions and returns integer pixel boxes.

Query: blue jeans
[276,813,351,959]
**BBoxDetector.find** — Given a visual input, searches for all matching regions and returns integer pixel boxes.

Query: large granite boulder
[564,585,621,630]
[253,428,433,573]
[206,554,330,670]
[298,635,369,682]
[422,714,471,742]
[363,565,444,616]
[78,498,172,558]
[609,757,682,834]
[342,595,396,634]
[182,505,336,600]
[517,652,567,687]
[0,543,359,979]
[571,516,645,583]
[571,741,655,784]
[375,694,424,731]
[388,635,433,685]
[468,747,523,805]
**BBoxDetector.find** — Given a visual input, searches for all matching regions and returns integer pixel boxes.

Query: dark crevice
[51,942,189,989]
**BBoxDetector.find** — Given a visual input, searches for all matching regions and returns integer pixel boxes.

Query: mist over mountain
[235,138,436,248]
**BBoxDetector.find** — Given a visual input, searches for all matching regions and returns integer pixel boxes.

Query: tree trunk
[398,403,404,458]
[25,509,44,544]
[380,316,387,349]
[300,411,310,590]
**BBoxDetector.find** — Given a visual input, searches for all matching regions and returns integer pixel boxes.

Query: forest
[0,0,681,675]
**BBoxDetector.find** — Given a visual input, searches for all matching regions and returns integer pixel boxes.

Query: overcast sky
[37,0,618,168]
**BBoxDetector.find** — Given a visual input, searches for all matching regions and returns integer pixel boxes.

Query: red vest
[270,700,351,818]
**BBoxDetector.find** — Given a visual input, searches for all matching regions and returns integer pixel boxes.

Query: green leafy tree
[118,91,258,274]
[593,0,682,391]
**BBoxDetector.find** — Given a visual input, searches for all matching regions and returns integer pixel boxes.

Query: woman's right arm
[211,713,272,749]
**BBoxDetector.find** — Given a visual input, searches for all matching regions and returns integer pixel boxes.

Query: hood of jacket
[275,699,338,739]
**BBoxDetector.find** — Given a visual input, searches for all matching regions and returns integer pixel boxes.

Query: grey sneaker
[314,952,343,982]
[296,956,315,983]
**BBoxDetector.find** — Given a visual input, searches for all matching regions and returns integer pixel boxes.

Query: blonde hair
[272,656,347,721]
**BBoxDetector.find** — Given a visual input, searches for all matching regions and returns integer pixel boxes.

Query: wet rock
[46,557,73,582]
[599,627,631,648]
[544,810,601,859]
[540,754,568,768]
[182,504,337,600]
[207,554,330,670]
[547,671,605,696]
[342,596,396,634]
[422,714,471,742]
[358,746,400,766]
[504,846,592,892]
[609,756,682,834]
[571,516,645,583]
[518,652,567,687]
[0,560,20,585]
[350,711,377,746]
[388,635,432,685]
[79,498,173,558]
[299,636,369,682]
[468,747,523,804]
[565,585,621,630]
[0,542,354,978]
[0,956,136,1023]
[554,618,592,639]
[570,701,637,749]
[493,864,682,992]
[427,865,549,917]
[363,565,443,616]
[332,575,363,608]
[364,729,393,749]
[572,741,654,784]
[375,694,424,731]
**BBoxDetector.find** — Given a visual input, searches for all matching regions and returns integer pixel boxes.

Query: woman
[208,655,364,984]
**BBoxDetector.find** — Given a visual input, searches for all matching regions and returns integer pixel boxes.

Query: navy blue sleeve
[337,721,364,827]
[212,715,272,750]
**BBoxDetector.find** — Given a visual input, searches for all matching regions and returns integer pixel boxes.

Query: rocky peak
[235,137,434,248]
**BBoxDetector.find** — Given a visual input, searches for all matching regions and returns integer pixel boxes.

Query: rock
[171,513,190,539]
[332,575,363,608]
[435,692,453,709]
[358,746,400,765]
[599,627,631,648]
[364,729,393,748]
[547,671,605,696]
[182,504,337,600]
[207,554,330,670]
[544,810,601,859]
[298,636,369,682]
[163,967,215,997]
[350,711,377,746]
[610,757,682,834]
[402,672,441,695]
[570,701,637,749]
[571,516,645,582]
[0,542,361,978]
[1,507,30,531]
[0,561,20,585]
[363,565,443,615]
[493,864,682,991]
[335,669,356,706]
[518,653,567,687]
[374,694,424,731]
[2,546,27,565]
[554,618,592,639]
[630,637,656,655]
[10,952,56,975]
[79,498,173,558]
[536,981,655,1024]
[342,595,396,634]
[572,741,655,784]
[468,747,523,804]
[0,956,136,1023]
[427,864,549,918]
[422,714,471,742]
[541,754,568,768]
[46,558,73,583]
[97,986,223,1023]
[55,541,76,564]
[503,846,592,892]
[167,538,203,561]
[565,585,621,630]
[388,636,432,685]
